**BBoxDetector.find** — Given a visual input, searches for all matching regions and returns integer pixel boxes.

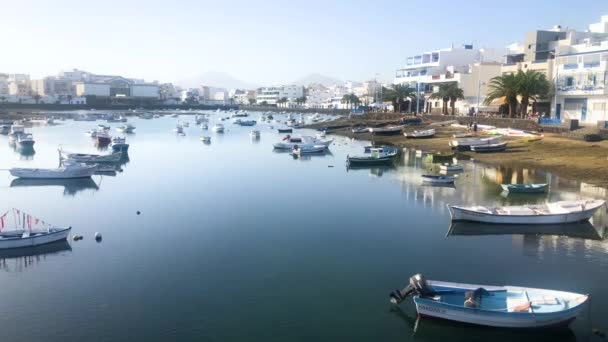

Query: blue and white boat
[389,274,589,328]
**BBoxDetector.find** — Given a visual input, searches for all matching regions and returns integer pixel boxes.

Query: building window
[564,101,584,111]
[593,102,606,111]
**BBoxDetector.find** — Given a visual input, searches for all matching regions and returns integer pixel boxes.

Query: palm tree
[516,70,550,118]
[430,84,451,115]
[280,97,288,108]
[299,96,307,107]
[341,94,351,109]
[248,98,256,105]
[445,83,465,115]
[385,84,416,113]
[349,94,360,109]
[484,73,519,117]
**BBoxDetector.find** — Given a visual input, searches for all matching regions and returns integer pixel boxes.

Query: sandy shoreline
[309,117,608,189]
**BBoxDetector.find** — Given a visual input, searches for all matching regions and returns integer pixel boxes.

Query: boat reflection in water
[10,177,99,196]
[11,145,36,159]
[0,240,72,273]
[346,164,396,178]
[447,221,604,241]
[390,306,576,342]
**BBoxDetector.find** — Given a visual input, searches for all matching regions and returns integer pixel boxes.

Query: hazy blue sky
[1,0,607,85]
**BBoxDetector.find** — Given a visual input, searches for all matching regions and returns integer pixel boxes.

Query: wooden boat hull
[448,201,605,224]
[0,227,71,249]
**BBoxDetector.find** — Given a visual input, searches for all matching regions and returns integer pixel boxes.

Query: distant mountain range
[177,71,259,90]
[291,73,343,86]
[177,71,344,89]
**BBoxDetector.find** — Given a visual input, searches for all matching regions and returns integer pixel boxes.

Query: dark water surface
[0,111,606,341]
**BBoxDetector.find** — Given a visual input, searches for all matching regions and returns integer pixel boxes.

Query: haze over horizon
[1,0,607,86]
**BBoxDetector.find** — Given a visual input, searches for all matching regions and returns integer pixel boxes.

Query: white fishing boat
[201,124,208,130]
[182,122,190,127]
[439,164,464,172]
[448,199,606,224]
[389,274,589,328]
[59,149,122,163]
[422,175,455,184]
[273,135,333,150]
[17,133,35,148]
[404,129,436,138]
[347,147,398,166]
[200,136,211,143]
[111,137,129,152]
[250,130,260,138]
[170,113,178,118]
[292,144,326,155]
[174,124,184,134]
[10,163,97,179]
[0,209,71,249]
[116,123,135,133]
[212,124,225,133]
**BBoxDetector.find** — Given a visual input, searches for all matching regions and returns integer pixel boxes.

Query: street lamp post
[475,49,485,114]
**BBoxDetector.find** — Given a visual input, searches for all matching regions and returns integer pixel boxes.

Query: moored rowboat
[389,274,589,328]
[448,199,605,224]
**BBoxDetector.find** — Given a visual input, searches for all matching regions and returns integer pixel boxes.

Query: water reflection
[10,178,99,196]
[447,222,605,241]
[389,306,577,342]
[0,240,71,273]
[10,145,36,159]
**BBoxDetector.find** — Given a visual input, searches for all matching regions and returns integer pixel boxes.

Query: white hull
[0,228,71,249]
[10,165,96,179]
[422,176,455,184]
[449,200,605,224]
[450,137,500,148]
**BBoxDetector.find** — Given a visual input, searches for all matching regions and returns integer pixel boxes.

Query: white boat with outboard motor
[389,274,589,328]
[448,199,605,224]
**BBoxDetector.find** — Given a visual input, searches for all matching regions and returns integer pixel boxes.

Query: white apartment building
[394,45,503,114]
[256,85,304,105]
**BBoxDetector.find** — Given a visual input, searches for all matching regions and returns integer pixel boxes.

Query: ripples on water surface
[0,111,606,341]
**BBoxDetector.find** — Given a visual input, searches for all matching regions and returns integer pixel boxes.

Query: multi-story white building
[256,85,304,105]
[394,45,503,114]
[31,77,75,97]
[550,16,608,123]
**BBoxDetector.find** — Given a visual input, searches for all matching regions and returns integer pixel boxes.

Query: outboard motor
[389,274,433,304]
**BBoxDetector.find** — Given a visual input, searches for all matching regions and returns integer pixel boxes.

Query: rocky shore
[309,114,608,188]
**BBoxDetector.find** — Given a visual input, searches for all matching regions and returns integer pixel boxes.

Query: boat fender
[137,211,141,215]
[94,232,102,241]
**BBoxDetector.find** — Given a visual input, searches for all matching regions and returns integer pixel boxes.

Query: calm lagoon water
[0,111,607,341]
